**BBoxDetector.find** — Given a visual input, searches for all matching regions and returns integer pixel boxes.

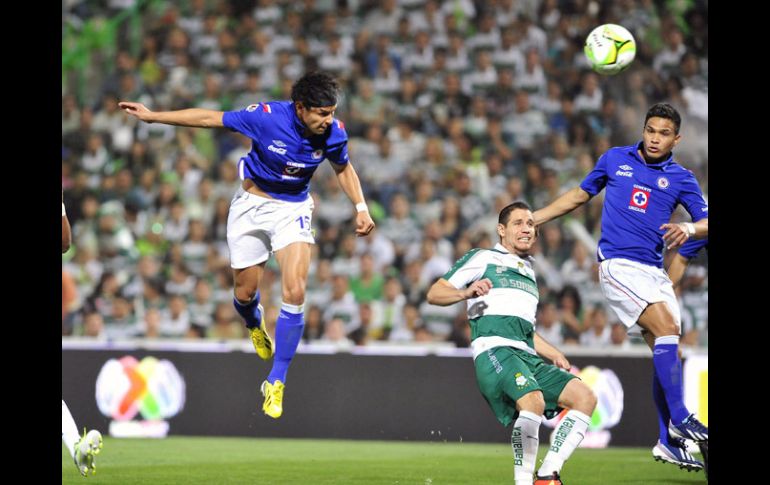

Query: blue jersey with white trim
[678,237,708,260]
[222,101,349,202]
[579,142,708,268]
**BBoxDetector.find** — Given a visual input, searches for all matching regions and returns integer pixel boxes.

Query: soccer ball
[584,24,636,75]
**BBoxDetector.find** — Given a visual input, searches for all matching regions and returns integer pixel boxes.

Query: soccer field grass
[62,436,706,484]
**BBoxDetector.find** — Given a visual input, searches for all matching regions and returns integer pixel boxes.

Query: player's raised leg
[536,379,597,484]
[228,192,274,360]
[233,264,273,360]
[261,241,312,418]
[63,400,103,476]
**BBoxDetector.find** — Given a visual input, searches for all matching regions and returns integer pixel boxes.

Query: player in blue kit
[119,71,375,418]
[533,104,708,470]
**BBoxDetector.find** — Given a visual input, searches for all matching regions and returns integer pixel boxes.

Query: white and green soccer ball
[584,24,636,75]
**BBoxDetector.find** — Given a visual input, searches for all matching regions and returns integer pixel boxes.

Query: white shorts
[598,258,680,335]
[227,188,315,269]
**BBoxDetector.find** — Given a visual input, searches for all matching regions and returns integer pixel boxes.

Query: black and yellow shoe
[249,303,274,360]
[260,380,284,419]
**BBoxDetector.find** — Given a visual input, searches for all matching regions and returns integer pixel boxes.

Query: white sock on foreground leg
[512,410,542,485]
[537,410,591,477]
[61,400,80,458]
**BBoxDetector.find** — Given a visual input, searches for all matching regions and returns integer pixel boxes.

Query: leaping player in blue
[120,71,375,419]
[533,103,708,472]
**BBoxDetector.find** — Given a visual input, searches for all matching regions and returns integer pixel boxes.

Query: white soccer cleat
[652,439,703,472]
[73,429,103,477]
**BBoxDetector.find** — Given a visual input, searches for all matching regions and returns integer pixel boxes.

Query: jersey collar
[494,243,535,264]
[632,141,674,169]
[292,105,308,137]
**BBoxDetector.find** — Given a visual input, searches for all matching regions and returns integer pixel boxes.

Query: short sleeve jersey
[443,244,539,350]
[580,142,708,268]
[222,100,349,202]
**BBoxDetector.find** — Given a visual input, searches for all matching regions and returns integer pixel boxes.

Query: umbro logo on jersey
[616,164,633,177]
[268,144,287,155]
[272,139,287,147]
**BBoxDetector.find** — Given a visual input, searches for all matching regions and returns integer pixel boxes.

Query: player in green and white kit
[427,202,597,485]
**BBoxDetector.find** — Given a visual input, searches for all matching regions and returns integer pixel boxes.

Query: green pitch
[62,437,706,484]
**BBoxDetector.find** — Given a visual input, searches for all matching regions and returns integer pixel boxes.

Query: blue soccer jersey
[222,101,350,202]
[678,237,708,260]
[580,142,708,268]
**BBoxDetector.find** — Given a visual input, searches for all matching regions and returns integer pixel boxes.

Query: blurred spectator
[319,317,355,349]
[188,278,215,335]
[350,253,384,303]
[323,274,360,335]
[536,300,563,346]
[610,321,630,349]
[302,305,325,342]
[159,294,191,337]
[206,302,244,340]
[82,311,106,339]
[137,307,163,339]
[579,305,611,347]
[557,285,584,345]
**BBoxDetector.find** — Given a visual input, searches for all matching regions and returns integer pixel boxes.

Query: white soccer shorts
[227,187,315,269]
[598,257,681,335]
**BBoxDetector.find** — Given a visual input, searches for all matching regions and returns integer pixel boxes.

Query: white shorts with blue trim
[227,187,315,269]
[598,258,681,336]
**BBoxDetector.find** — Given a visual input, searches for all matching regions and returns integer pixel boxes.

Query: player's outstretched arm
[534,333,570,369]
[330,162,375,236]
[118,101,225,128]
[427,278,492,306]
[62,202,71,253]
[532,187,591,226]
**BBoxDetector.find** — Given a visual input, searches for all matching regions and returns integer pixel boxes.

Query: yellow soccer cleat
[249,303,274,360]
[261,380,284,419]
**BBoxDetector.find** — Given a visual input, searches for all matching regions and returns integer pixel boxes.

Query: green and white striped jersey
[443,243,539,359]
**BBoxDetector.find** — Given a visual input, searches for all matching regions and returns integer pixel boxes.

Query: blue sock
[652,371,672,444]
[267,302,305,384]
[652,336,689,424]
[233,291,262,329]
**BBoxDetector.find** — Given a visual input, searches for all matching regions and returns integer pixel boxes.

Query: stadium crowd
[61,0,708,348]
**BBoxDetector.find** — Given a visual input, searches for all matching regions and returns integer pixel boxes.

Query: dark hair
[645,103,681,134]
[498,201,532,226]
[291,71,340,108]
